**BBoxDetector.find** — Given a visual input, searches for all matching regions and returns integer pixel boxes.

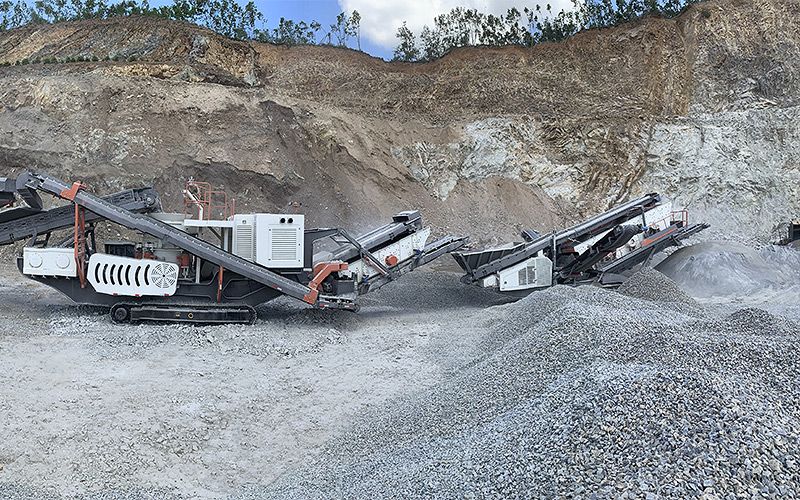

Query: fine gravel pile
[250,278,800,499]
[617,267,697,306]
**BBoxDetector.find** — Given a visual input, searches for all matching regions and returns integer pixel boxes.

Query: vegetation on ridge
[0,0,700,61]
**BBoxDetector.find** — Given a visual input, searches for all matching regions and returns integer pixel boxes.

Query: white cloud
[338,0,576,49]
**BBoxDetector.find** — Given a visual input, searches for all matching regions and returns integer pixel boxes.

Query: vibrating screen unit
[0,172,467,324]
[453,193,709,294]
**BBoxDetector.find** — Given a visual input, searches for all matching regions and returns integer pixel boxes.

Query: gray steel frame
[0,186,160,245]
[14,173,466,311]
[597,222,710,275]
[358,235,468,293]
[20,172,327,306]
[455,194,662,282]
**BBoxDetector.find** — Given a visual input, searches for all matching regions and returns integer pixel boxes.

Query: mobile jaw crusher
[0,172,467,323]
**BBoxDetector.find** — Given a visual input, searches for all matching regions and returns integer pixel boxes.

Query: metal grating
[517,265,536,286]
[271,228,298,261]
[236,224,254,261]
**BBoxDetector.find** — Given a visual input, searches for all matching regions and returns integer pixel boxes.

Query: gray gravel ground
[1,263,799,498]
[0,269,508,498]
[248,270,800,499]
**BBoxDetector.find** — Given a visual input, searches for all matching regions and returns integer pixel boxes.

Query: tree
[328,10,359,48]
[392,21,418,62]
[395,0,697,61]
[330,11,346,46]
[198,0,262,40]
[0,0,34,30]
[258,17,320,45]
[420,25,442,61]
[349,10,360,50]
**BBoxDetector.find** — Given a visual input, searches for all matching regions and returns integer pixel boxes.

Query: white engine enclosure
[497,256,553,292]
[23,247,77,277]
[232,214,304,268]
[340,228,431,282]
[87,254,179,297]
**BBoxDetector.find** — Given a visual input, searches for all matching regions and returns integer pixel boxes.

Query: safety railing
[183,179,236,221]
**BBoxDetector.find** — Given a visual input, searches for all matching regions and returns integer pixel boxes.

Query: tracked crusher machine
[452,193,709,294]
[0,172,467,323]
[0,172,708,322]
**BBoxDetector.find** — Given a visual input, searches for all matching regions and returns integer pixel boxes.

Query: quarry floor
[0,247,798,498]
[0,265,511,498]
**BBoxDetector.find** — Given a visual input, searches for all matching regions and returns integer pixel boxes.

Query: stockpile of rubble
[254,270,800,499]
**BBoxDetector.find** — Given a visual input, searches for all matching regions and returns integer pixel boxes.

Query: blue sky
[266,0,574,59]
[149,0,576,60]
[259,0,393,59]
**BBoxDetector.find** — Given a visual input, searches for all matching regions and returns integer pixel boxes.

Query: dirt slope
[0,0,798,242]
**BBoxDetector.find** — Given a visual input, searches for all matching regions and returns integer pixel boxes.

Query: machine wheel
[110,303,131,324]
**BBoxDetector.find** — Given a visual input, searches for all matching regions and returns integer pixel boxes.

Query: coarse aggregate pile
[249,270,800,499]
[617,267,698,305]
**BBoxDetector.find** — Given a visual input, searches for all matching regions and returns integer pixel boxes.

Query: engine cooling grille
[271,228,298,261]
[235,224,255,261]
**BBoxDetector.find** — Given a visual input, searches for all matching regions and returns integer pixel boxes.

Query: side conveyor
[0,187,160,246]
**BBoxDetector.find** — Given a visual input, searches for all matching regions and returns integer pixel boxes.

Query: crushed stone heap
[617,267,698,305]
[249,280,800,499]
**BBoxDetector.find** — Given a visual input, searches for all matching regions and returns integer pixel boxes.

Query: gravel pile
[617,267,698,305]
[357,270,516,312]
[717,308,800,337]
[0,484,184,499]
[250,279,800,499]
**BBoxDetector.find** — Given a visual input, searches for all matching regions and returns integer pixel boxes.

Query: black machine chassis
[110,302,257,325]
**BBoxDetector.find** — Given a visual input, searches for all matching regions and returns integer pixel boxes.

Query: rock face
[0,0,798,242]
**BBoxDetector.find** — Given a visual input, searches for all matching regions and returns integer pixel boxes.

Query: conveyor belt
[20,172,332,307]
[561,224,642,277]
[360,235,468,293]
[597,223,710,275]
[455,194,663,281]
[329,210,424,263]
[0,187,160,245]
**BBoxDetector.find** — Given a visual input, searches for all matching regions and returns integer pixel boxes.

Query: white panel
[481,275,498,288]
[270,227,299,261]
[23,247,77,277]
[87,254,178,297]
[498,256,553,292]
[232,214,255,261]
[255,214,304,269]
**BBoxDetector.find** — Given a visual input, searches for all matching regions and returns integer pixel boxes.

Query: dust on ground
[0,267,508,498]
[1,248,799,498]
